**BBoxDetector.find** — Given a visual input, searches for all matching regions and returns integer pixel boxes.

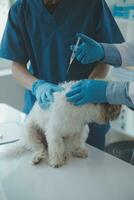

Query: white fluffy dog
[6,81,121,168]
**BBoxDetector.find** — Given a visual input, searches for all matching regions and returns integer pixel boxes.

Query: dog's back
[29,81,121,132]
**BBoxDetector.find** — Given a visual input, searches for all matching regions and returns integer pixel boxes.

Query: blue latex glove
[32,80,64,109]
[66,80,108,106]
[70,33,105,64]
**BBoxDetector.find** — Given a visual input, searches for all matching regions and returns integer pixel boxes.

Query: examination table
[0,104,134,200]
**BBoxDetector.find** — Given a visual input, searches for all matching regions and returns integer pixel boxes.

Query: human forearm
[71,34,120,72]
[102,42,134,67]
[66,79,134,108]
[12,62,63,109]
[115,42,134,67]
[106,81,134,108]
[101,43,122,67]
[71,34,126,68]
[89,63,110,79]
[12,62,38,90]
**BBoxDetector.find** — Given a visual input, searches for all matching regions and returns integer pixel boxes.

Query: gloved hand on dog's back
[32,80,64,109]
[66,79,108,106]
[70,33,105,64]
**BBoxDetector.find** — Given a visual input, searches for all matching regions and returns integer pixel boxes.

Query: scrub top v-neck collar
[39,0,72,27]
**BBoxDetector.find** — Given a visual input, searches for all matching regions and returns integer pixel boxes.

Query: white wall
[0,74,24,111]
[0,59,24,111]
[0,0,9,41]
[0,1,25,111]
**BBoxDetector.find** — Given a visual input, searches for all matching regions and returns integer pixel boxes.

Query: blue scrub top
[0,0,124,114]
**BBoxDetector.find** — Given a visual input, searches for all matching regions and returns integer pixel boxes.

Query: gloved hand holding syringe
[67,37,81,73]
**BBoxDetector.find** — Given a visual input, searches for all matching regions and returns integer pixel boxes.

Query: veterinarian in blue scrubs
[0,0,124,150]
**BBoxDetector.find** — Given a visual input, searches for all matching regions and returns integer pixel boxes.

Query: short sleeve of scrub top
[93,0,124,43]
[0,4,29,64]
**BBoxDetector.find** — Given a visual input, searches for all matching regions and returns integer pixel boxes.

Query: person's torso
[17,0,99,84]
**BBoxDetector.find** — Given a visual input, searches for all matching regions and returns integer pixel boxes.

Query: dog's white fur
[6,81,120,168]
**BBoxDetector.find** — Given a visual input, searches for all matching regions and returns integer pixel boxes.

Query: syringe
[67,37,81,73]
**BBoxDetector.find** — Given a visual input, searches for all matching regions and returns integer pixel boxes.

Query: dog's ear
[100,104,122,123]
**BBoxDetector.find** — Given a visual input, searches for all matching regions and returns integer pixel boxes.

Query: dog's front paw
[72,148,88,159]
[49,154,65,168]
[32,151,47,165]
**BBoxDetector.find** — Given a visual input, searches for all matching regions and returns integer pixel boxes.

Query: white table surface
[0,104,134,200]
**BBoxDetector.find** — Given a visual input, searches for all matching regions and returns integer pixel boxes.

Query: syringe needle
[67,63,71,73]
[67,37,81,73]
